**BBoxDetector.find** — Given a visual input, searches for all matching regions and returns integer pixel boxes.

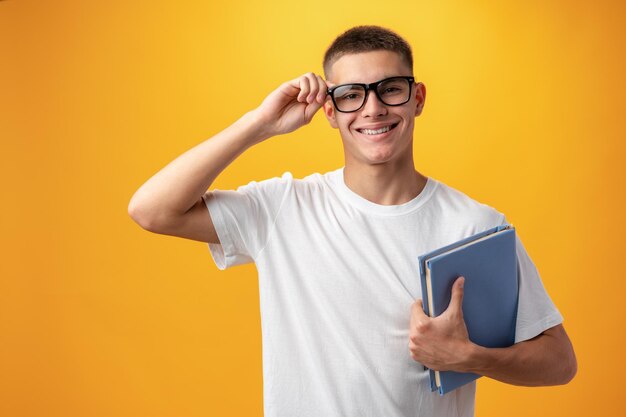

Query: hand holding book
[409,276,474,372]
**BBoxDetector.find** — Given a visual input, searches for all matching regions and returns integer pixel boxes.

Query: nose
[361,89,388,117]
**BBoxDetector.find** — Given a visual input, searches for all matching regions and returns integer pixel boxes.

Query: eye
[333,85,364,102]
[381,87,401,95]
[341,93,360,100]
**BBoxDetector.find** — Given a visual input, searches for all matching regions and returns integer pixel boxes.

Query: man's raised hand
[251,72,330,141]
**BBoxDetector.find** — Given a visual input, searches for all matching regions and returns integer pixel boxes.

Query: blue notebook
[417,224,519,395]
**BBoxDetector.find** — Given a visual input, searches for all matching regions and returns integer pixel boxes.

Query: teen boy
[129,25,576,417]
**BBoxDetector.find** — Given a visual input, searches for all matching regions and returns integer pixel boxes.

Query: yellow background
[1,0,624,415]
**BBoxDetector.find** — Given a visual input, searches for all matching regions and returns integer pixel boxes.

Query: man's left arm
[409,277,577,386]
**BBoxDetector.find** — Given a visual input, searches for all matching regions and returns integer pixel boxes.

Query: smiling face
[323,50,426,168]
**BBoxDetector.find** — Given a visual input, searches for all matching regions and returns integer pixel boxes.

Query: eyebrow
[334,75,411,85]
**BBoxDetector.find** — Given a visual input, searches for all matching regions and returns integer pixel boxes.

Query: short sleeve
[500,217,564,343]
[201,172,293,270]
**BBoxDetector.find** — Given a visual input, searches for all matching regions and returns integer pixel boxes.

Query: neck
[343,155,428,206]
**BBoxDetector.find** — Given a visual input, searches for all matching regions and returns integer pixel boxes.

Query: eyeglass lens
[332,78,411,112]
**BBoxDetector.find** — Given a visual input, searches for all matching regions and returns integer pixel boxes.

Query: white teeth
[360,125,392,135]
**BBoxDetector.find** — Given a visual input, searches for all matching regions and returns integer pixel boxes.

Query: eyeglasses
[327,76,415,113]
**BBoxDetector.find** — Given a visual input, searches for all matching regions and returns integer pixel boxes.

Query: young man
[129,25,576,417]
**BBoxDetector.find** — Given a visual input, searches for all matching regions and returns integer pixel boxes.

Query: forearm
[463,327,577,386]
[128,110,270,226]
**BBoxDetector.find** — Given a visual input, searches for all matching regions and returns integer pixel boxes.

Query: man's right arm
[127,72,329,243]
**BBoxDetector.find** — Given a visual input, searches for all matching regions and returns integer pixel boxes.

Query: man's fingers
[277,72,327,123]
[315,74,328,103]
[298,76,311,102]
[302,72,328,104]
[447,276,465,316]
[304,72,319,103]
[286,73,326,104]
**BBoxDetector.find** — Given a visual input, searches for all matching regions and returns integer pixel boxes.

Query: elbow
[128,199,158,232]
[555,344,578,385]
[544,324,577,386]
[562,350,578,385]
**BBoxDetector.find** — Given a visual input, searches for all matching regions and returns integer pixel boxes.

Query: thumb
[448,276,465,316]
[412,298,428,318]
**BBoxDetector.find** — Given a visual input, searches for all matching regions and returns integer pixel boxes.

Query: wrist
[228,110,271,147]
[239,108,274,144]
[461,342,488,374]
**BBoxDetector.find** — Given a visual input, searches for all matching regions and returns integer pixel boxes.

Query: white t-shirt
[202,167,563,417]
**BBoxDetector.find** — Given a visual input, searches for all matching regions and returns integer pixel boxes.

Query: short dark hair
[323,25,414,79]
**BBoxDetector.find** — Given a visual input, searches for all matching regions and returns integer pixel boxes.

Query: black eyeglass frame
[326,76,416,113]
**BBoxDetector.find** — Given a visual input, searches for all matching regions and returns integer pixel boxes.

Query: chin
[367,142,400,159]
[342,133,406,165]
[360,150,398,165]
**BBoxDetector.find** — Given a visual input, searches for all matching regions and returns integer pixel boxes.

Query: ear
[323,100,338,129]
[414,82,426,117]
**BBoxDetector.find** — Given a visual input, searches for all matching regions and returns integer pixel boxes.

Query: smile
[356,123,399,136]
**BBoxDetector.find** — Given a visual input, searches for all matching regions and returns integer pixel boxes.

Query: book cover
[417,224,519,395]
